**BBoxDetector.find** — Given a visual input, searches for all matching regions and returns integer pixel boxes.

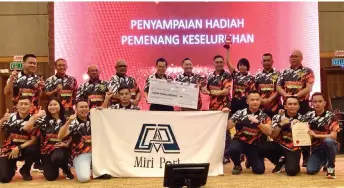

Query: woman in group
[23,98,74,181]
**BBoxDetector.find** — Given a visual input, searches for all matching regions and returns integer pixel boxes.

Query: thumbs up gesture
[36,106,46,118]
[67,114,77,123]
[10,70,19,80]
[3,109,10,122]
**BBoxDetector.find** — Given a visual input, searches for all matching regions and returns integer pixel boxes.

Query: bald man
[76,65,108,109]
[107,60,141,106]
[276,50,315,167]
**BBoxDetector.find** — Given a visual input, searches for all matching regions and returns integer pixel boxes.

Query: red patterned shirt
[271,113,303,151]
[108,74,140,104]
[303,110,340,150]
[230,108,271,144]
[207,70,232,110]
[277,66,315,101]
[0,113,32,157]
[76,79,108,109]
[10,71,41,114]
[31,116,66,155]
[68,117,91,159]
[255,69,281,112]
[232,71,255,100]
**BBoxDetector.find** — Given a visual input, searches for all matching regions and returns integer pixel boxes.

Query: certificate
[147,79,199,109]
[292,122,311,146]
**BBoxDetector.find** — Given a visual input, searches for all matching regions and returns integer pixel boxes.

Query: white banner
[90,109,227,178]
[147,79,199,109]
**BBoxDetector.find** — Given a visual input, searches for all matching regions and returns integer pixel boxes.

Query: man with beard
[108,59,140,106]
[45,58,78,118]
[76,65,108,109]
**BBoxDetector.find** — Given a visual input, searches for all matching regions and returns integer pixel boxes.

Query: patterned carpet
[1,156,344,188]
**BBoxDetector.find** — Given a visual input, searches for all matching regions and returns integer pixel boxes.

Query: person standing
[175,58,204,111]
[45,58,78,118]
[108,59,141,106]
[255,53,281,118]
[201,55,232,164]
[76,65,108,109]
[276,50,315,167]
[144,58,174,111]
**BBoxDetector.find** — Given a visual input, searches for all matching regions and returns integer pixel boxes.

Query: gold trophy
[223,35,232,49]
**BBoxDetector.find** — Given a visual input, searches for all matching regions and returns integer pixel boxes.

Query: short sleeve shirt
[207,70,232,110]
[109,103,140,110]
[10,71,41,114]
[45,74,78,109]
[31,116,66,154]
[76,79,108,109]
[0,113,32,157]
[232,71,255,100]
[68,117,91,159]
[230,108,271,144]
[271,113,304,151]
[277,66,315,101]
[108,74,140,103]
[255,69,281,112]
[303,110,340,150]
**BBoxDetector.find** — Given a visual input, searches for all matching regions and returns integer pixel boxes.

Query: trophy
[223,35,232,49]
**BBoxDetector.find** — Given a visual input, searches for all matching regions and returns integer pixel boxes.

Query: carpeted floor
[2,156,344,188]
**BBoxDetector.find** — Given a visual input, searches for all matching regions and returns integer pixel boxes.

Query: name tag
[60,90,73,97]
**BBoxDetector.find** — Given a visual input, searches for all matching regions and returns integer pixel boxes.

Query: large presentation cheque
[147,79,199,109]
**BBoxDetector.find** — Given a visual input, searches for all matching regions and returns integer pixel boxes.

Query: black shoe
[19,168,32,181]
[326,167,336,179]
[32,162,44,173]
[63,168,74,180]
[232,165,242,175]
[98,174,112,179]
[272,163,285,173]
[223,158,230,164]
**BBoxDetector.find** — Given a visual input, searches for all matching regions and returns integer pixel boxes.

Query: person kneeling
[0,97,39,183]
[23,98,74,181]
[58,100,111,183]
[268,96,303,176]
[304,93,340,179]
[227,91,272,175]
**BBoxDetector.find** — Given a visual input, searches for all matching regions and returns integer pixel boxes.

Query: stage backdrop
[90,109,227,177]
[54,2,320,109]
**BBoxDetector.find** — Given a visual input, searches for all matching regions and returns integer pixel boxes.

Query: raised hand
[36,106,46,118]
[67,114,77,123]
[280,117,290,126]
[2,109,10,122]
[105,91,114,100]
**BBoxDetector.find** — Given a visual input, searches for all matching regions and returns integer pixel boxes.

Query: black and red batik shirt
[277,66,315,101]
[175,73,205,110]
[255,69,281,112]
[303,110,340,150]
[0,113,32,157]
[271,113,303,151]
[231,71,255,100]
[10,71,41,114]
[108,74,140,104]
[76,79,108,109]
[230,108,271,144]
[68,117,91,159]
[45,74,78,110]
[207,70,232,110]
[144,73,173,93]
[31,116,66,155]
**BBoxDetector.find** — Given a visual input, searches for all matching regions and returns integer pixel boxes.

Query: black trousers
[259,141,301,176]
[223,131,231,159]
[149,104,174,111]
[229,139,265,174]
[41,148,70,181]
[0,145,39,183]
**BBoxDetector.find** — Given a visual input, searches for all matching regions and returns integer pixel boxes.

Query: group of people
[0,48,340,183]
